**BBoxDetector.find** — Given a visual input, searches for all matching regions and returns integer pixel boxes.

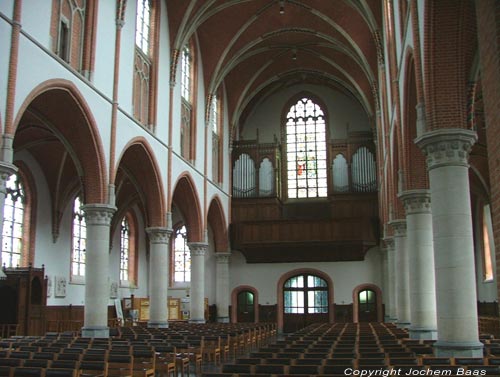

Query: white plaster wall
[0,17,10,122]
[0,1,14,18]
[21,0,52,48]
[229,247,383,306]
[93,2,116,98]
[242,84,370,143]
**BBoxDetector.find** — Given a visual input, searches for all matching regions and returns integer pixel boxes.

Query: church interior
[1,0,500,375]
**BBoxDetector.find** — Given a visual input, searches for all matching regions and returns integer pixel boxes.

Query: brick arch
[231,285,259,323]
[207,195,228,252]
[13,79,107,204]
[402,50,428,190]
[115,137,166,227]
[276,268,334,333]
[352,283,383,323]
[423,0,477,131]
[172,173,203,242]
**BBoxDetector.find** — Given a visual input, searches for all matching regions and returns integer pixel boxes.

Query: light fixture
[279,0,285,15]
[292,48,297,61]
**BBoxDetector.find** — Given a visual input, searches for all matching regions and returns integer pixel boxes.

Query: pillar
[416,128,483,357]
[215,252,231,323]
[188,242,207,323]
[81,204,116,338]
[399,190,437,339]
[389,220,411,327]
[146,227,172,328]
[0,162,17,279]
[383,237,397,322]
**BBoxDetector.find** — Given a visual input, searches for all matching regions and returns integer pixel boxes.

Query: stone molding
[82,204,116,226]
[389,220,407,237]
[188,242,208,256]
[215,252,231,263]
[145,227,172,244]
[415,129,477,170]
[399,189,432,215]
[383,237,395,249]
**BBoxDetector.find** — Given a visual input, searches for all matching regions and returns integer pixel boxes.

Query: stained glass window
[286,97,327,198]
[284,274,328,314]
[2,174,24,268]
[71,196,86,278]
[120,217,130,281]
[174,225,191,282]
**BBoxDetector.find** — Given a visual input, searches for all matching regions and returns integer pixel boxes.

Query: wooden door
[358,289,377,322]
[236,291,255,323]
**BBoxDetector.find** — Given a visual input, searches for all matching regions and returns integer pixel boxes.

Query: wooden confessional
[0,266,47,336]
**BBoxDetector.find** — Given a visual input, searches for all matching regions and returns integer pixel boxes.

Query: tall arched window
[2,174,25,268]
[133,0,158,129]
[120,217,130,281]
[180,42,195,160]
[285,97,327,198]
[173,225,190,283]
[211,93,223,183]
[71,196,86,280]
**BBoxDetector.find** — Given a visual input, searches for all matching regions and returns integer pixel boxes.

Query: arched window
[173,225,190,283]
[284,274,328,314]
[285,97,328,199]
[180,42,196,160]
[358,289,376,312]
[120,217,130,282]
[211,93,223,183]
[2,174,25,268]
[71,196,86,280]
[133,0,158,129]
[482,204,494,281]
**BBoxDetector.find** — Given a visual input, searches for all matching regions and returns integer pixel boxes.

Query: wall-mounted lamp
[279,0,285,15]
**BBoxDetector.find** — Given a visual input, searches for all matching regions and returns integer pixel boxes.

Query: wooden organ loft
[230,131,379,263]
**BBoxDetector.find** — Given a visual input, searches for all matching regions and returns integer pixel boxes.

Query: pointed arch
[115,137,166,227]
[207,195,228,252]
[172,173,203,242]
[13,79,107,204]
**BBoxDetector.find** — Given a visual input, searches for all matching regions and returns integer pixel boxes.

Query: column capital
[188,242,208,256]
[383,237,394,249]
[82,204,116,226]
[389,219,407,237]
[145,227,172,244]
[398,189,432,215]
[215,252,231,263]
[415,128,477,170]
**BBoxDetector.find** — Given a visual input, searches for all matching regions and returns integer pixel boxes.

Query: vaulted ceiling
[166,0,383,130]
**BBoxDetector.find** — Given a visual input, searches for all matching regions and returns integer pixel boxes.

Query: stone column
[0,162,17,278]
[215,252,231,323]
[146,227,172,328]
[188,242,207,323]
[383,237,397,322]
[81,204,116,338]
[389,220,411,327]
[399,190,437,339]
[416,128,483,357]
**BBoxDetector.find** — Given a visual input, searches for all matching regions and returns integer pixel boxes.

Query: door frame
[277,268,334,333]
[231,285,259,323]
[352,283,383,322]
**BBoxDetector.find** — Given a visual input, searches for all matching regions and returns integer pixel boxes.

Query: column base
[217,316,230,323]
[189,318,206,324]
[147,321,169,328]
[397,321,410,329]
[434,341,484,358]
[81,326,109,338]
[409,327,438,340]
[388,317,398,323]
